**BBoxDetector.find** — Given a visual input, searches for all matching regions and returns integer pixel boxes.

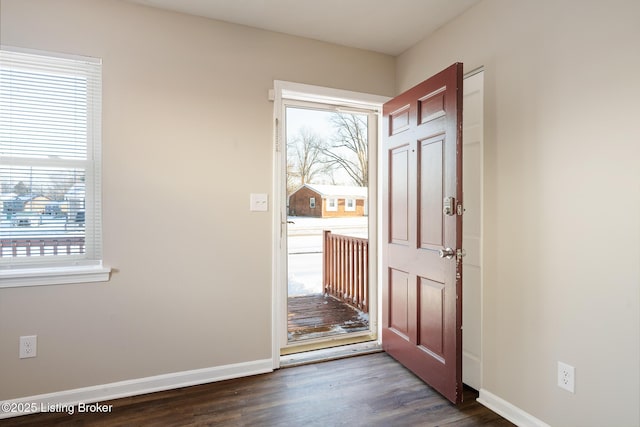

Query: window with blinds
[0,47,102,269]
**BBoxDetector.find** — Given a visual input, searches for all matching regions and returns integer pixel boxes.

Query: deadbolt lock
[443,197,455,216]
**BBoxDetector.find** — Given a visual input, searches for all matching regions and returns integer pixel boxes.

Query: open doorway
[286,104,371,343]
[273,71,484,397]
[273,82,388,358]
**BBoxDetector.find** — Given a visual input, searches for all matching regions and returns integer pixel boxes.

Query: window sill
[0,265,111,288]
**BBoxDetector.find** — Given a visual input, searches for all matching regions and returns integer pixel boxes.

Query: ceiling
[125,0,481,56]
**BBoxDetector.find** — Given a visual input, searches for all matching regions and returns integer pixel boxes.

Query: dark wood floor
[288,293,369,342]
[0,353,514,427]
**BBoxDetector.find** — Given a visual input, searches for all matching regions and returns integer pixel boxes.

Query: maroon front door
[382,63,464,404]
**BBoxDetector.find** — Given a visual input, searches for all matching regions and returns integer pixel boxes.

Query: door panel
[418,277,445,357]
[419,137,444,247]
[419,88,446,122]
[389,268,410,338]
[390,146,410,244]
[389,105,410,135]
[382,63,463,404]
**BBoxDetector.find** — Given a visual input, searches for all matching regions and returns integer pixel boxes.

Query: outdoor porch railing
[0,237,85,258]
[323,230,368,313]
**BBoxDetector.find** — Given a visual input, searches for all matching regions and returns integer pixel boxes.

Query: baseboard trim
[0,358,273,419]
[477,389,550,427]
[462,351,481,391]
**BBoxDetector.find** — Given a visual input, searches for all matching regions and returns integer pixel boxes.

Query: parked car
[11,212,39,227]
[74,211,85,224]
[44,203,67,219]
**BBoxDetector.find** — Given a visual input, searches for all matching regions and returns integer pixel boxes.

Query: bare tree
[322,113,368,187]
[13,181,29,196]
[45,172,78,201]
[287,126,329,194]
[286,158,299,197]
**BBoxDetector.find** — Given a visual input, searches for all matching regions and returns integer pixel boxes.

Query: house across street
[288,184,368,218]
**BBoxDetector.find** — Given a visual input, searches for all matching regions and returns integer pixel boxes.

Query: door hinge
[456,202,464,216]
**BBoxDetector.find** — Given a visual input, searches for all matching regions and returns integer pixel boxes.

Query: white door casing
[462,69,484,390]
[271,81,388,366]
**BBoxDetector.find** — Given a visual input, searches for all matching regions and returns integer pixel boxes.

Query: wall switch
[557,361,575,393]
[250,193,268,212]
[19,335,37,359]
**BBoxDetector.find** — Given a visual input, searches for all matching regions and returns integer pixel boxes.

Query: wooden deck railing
[0,237,85,257]
[323,230,369,313]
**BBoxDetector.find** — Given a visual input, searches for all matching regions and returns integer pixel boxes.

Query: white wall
[0,0,395,399]
[397,1,640,426]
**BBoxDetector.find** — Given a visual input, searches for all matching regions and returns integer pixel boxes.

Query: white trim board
[0,359,272,419]
[0,265,111,288]
[275,80,389,111]
[271,80,390,367]
[478,389,551,427]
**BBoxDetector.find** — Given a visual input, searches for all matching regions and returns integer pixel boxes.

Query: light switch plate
[250,193,268,211]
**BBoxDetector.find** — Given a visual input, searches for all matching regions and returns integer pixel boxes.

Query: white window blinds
[0,46,102,268]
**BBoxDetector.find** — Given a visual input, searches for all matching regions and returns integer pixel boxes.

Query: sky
[285,106,334,140]
[285,105,367,186]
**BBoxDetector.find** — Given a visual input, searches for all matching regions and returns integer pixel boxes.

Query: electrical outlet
[19,335,37,359]
[557,361,575,393]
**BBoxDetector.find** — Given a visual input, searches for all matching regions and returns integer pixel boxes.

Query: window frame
[345,198,356,212]
[0,46,110,288]
[326,197,338,212]
[309,197,316,209]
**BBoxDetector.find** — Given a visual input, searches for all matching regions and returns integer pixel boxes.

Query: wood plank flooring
[288,294,369,342]
[0,353,514,427]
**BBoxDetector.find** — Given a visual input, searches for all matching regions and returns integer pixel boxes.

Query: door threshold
[280,340,382,368]
[281,331,375,355]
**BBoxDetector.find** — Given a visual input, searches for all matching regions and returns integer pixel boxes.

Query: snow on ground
[288,253,323,296]
[287,274,321,296]
[287,216,368,296]
[287,215,368,238]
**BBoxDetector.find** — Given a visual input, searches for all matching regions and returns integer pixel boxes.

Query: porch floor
[288,293,369,342]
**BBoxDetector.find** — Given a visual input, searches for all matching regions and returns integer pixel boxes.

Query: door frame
[271,81,389,367]
[462,67,484,390]
[271,73,484,378]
